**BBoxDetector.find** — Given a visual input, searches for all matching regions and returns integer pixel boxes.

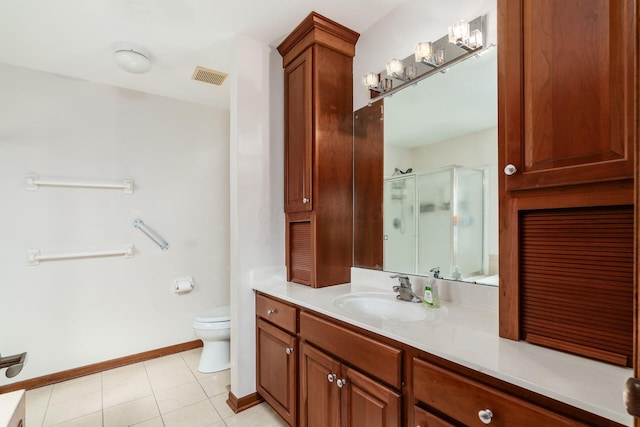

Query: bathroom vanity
[0,390,24,427]
[254,273,631,426]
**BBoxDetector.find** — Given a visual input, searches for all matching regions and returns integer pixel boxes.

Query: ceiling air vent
[192,66,228,86]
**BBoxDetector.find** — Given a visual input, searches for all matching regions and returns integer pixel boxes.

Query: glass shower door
[383,176,416,274]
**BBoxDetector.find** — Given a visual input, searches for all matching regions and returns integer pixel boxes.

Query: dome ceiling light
[113,42,152,74]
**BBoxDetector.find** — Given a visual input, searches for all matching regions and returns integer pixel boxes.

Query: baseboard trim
[0,340,202,394]
[226,391,264,413]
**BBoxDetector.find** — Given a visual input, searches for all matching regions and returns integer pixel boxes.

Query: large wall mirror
[354,47,498,285]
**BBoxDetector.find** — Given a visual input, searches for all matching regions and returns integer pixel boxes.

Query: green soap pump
[423,267,440,308]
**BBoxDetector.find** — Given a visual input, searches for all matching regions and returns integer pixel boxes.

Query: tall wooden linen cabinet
[277,13,359,288]
[498,0,636,366]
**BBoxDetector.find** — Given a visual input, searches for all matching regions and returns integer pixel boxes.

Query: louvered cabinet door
[520,206,634,366]
[286,213,314,285]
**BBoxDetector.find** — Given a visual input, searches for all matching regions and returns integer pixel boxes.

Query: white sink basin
[332,292,436,322]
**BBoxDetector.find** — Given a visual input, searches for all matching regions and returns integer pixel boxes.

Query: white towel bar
[26,174,134,194]
[27,245,135,266]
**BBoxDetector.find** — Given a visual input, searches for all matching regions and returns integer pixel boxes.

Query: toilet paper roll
[174,277,194,293]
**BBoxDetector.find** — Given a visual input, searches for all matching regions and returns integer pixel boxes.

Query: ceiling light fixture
[113,43,152,74]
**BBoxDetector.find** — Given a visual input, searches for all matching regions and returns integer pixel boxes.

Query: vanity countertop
[252,276,633,426]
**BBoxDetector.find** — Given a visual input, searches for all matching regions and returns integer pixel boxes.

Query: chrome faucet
[391,275,421,303]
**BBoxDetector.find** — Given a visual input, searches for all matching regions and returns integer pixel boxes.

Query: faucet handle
[390,274,411,287]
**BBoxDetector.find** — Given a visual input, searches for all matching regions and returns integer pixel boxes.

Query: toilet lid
[196,306,230,322]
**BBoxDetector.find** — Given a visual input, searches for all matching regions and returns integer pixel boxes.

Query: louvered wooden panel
[289,221,312,285]
[520,206,633,367]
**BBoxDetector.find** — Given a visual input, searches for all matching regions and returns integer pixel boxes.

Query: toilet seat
[196,306,230,323]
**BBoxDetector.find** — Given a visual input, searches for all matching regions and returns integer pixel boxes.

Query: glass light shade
[468,29,483,49]
[386,58,404,76]
[363,72,378,88]
[405,64,418,80]
[414,42,434,62]
[113,43,152,74]
[448,20,470,44]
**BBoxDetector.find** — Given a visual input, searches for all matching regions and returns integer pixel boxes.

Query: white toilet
[192,306,230,373]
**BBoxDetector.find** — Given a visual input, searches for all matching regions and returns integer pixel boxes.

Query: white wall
[229,36,285,399]
[0,63,230,386]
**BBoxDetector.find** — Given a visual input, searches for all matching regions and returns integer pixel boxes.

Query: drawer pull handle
[327,373,337,383]
[478,409,493,424]
[266,309,277,316]
[337,378,347,388]
[503,164,517,176]
[303,197,309,204]
[285,347,294,355]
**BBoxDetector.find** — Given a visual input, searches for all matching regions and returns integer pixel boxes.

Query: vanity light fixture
[448,20,470,45]
[363,14,487,97]
[386,58,404,78]
[113,42,152,74]
[449,20,482,51]
[415,42,445,68]
[363,72,378,89]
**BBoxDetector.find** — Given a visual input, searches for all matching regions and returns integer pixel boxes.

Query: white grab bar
[27,245,135,266]
[133,219,169,250]
[26,174,134,194]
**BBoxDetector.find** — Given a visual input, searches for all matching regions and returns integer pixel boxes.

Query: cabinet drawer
[299,311,401,389]
[412,358,588,426]
[413,405,455,427]
[256,294,297,333]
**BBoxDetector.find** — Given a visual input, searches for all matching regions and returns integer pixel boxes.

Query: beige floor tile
[49,374,102,405]
[209,394,234,420]
[26,404,47,427]
[26,385,53,409]
[180,350,211,380]
[42,391,102,427]
[147,365,196,393]
[103,395,159,427]
[197,370,229,398]
[102,378,153,409]
[161,400,222,427]
[144,354,187,376]
[102,363,147,390]
[154,382,208,415]
[223,403,287,427]
[131,416,165,427]
[50,411,102,427]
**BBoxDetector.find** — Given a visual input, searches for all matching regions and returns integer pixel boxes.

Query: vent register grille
[519,206,633,367]
[192,66,228,86]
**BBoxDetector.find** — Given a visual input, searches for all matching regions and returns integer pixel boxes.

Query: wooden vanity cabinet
[255,294,298,426]
[278,12,359,288]
[412,358,589,427]
[299,314,401,427]
[255,292,623,427]
[497,0,636,365]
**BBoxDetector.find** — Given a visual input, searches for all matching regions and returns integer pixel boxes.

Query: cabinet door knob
[303,197,309,204]
[478,409,493,424]
[336,378,347,388]
[285,347,294,355]
[503,164,517,176]
[266,309,277,316]
[327,373,337,383]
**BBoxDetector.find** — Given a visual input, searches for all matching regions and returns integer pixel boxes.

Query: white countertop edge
[252,280,633,426]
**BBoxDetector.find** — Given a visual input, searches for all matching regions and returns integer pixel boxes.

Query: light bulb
[414,42,434,63]
[386,58,403,77]
[449,20,470,44]
[363,72,378,88]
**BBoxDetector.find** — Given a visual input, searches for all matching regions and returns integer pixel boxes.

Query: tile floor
[24,348,288,427]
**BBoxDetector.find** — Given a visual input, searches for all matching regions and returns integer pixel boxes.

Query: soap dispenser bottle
[423,268,440,308]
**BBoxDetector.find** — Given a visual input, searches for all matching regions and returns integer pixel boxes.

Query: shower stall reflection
[383,165,485,280]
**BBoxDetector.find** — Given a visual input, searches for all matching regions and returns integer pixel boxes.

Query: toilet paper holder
[174,277,194,293]
[0,351,27,378]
